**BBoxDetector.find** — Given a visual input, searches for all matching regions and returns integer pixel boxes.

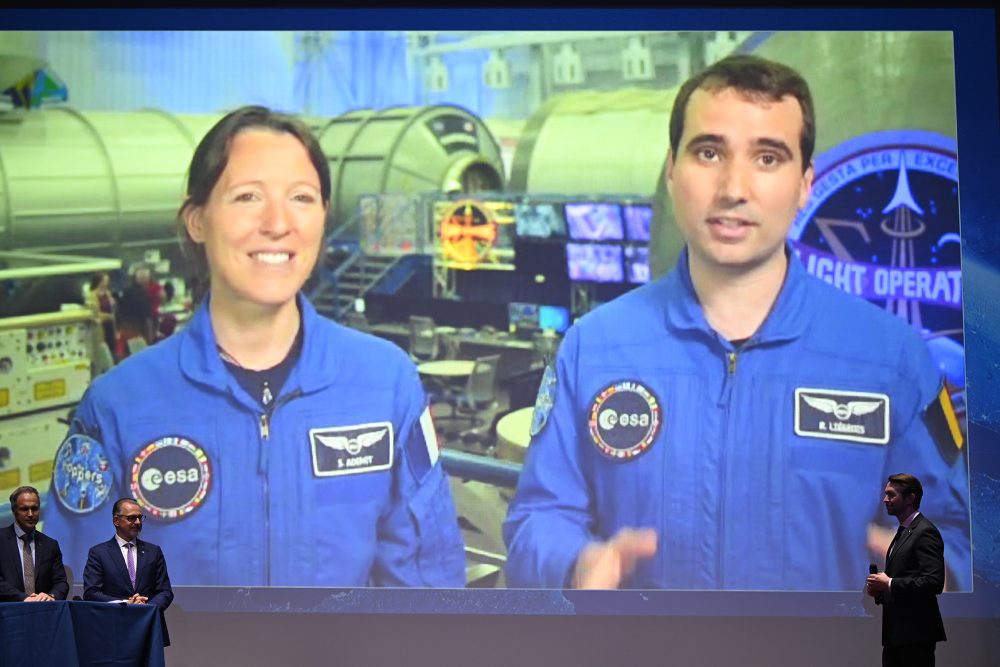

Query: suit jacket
[0,524,69,601]
[83,536,174,646]
[877,513,947,647]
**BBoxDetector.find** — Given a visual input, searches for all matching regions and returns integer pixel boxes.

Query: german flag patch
[922,384,964,464]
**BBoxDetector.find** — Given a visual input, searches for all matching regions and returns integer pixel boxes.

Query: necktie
[20,534,35,596]
[126,543,136,589]
[888,524,906,559]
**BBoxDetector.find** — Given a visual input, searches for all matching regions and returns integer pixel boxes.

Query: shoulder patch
[530,364,557,437]
[923,383,964,464]
[404,407,440,481]
[52,434,113,514]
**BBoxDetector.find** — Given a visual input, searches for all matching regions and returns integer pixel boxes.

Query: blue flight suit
[504,247,971,591]
[44,294,466,587]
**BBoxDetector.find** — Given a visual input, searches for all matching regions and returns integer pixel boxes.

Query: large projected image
[503,33,972,594]
[0,25,993,629]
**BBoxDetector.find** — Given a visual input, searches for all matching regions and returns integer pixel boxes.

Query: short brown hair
[669,54,815,172]
[887,473,923,509]
[177,106,331,299]
[9,486,39,511]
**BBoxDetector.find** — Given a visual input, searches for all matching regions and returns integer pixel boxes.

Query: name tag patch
[310,422,393,477]
[795,388,889,444]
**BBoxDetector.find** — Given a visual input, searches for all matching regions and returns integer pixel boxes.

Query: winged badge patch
[309,422,394,477]
[795,388,890,445]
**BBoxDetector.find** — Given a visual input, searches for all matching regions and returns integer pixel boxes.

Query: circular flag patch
[588,380,662,461]
[52,434,113,514]
[130,436,211,521]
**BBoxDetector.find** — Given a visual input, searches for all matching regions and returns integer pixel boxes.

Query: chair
[408,316,439,362]
[64,564,81,600]
[438,355,501,444]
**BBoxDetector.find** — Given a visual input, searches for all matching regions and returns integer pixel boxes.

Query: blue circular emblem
[52,434,113,514]
[791,130,964,393]
[530,364,558,437]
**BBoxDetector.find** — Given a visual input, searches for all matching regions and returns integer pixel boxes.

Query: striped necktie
[20,534,35,595]
[126,542,137,589]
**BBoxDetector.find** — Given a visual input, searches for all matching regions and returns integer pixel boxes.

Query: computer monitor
[515,202,567,240]
[508,302,541,330]
[565,243,624,283]
[513,240,571,281]
[623,203,653,242]
[624,245,650,284]
[564,203,625,241]
[538,305,571,334]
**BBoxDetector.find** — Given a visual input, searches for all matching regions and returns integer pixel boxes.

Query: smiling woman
[43,107,468,588]
[180,118,327,370]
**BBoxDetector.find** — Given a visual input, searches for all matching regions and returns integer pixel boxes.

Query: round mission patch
[130,436,211,521]
[52,433,113,514]
[587,380,662,461]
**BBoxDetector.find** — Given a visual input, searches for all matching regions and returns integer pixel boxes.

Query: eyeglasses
[116,514,145,523]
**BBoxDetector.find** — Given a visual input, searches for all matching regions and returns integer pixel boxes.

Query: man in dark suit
[0,485,68,602]
[866,473,947,667]
[83,498,174,646]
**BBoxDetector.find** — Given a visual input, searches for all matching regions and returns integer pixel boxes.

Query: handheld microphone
[868,563,883,605]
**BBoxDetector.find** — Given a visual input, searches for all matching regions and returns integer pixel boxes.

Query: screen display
[508,301,540,329]
[514,202,567,240]
[538,305,571,334]
[623,203,653,242]
[513,240,571,280]
[566,243,624,283]
[10,23,1000,664]
[624,245,650,284]
[564,202,625,241]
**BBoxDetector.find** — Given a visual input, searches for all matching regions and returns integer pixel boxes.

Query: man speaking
[867,474,947,666]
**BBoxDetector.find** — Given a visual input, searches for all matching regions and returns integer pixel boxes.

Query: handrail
[440,449,521,489]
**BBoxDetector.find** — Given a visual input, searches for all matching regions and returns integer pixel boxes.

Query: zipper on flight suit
[717,339,752,586]
[257,388,303,585]
[259,389,304,440]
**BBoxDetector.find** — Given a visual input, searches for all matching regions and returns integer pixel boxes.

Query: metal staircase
[311,251,401,320]
[308,193,431,321]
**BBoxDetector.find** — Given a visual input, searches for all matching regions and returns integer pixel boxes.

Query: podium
[0,600,165,667]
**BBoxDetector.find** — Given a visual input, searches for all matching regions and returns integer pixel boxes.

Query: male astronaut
[503,54,971,591]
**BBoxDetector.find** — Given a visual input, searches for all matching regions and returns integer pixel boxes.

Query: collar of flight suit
[663,243,813,346]
[178,291,341,401]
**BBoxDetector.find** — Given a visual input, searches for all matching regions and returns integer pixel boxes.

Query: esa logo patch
[588,380,662,461]
[795,388,890,444]
[131,436,211,521]
[52,434,112,514]
[310,422,393,477]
